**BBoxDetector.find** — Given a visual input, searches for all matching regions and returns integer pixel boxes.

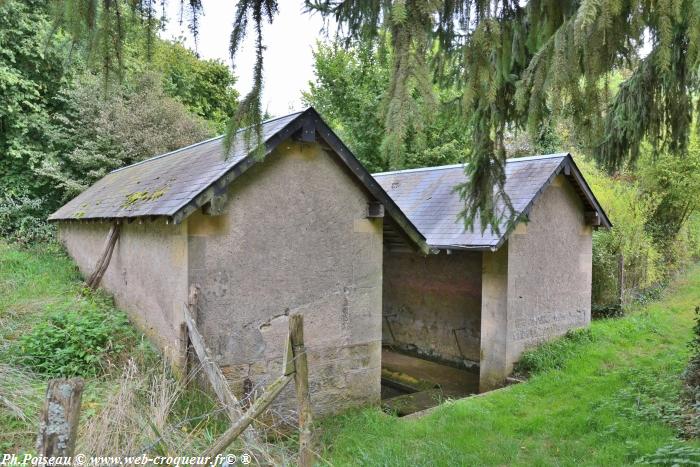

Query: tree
[152,40,239,130]
[638,140,700,260]
[304,40,469,173]
[53,0,700,233]
[39,72,212,205]
[0,0,72,199]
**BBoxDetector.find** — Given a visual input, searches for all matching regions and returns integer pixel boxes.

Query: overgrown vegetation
[0,196,56,245]
[0,241,292,460]
[0,0,236,240]
[681,306,700,438]
[580,152,700,306]
[0,243,135,376]
[514,328,594,376]
[11,294,134,377]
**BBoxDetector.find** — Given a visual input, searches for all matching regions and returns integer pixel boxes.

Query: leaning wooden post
[289,314,315,467]
[86,223,120,289]
[36,378,84,461]
[180,284,200,380]
[181,285,273,463]
[201,373,293,460]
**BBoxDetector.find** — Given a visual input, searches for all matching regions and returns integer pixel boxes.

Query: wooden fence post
[201,373,293,460]
[36,378,84,461]
[201,315,318,464]
[618,254,625,306]
[181,284,200,379]
[289,314,315,467]
[181,285,273,463]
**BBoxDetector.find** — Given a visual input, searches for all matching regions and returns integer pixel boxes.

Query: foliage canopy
[53,0,700,232]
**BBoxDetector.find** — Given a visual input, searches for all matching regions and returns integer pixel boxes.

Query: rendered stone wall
[506,175,592,364]
[382,251,482,366]
[479,246,508,391]
[57,220,188,363]
[478,175,593,390]
[188,139,383,419]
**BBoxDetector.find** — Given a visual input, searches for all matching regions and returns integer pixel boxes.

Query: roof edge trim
[491,153,612,250]
[372,152,570,178]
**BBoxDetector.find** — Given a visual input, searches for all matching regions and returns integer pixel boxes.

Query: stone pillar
[479,246,509,392]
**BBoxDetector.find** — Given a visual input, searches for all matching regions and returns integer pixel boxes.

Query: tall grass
[0,241,299,463]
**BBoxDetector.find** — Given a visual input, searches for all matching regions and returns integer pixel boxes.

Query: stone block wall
[382,250,482,366]
[189,140,384,419]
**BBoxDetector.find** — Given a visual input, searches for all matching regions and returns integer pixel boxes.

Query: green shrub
[12,291,134,377]
[579,158,664,306]
[681,306,700,437]
[636,443,700,465]
[591,303,624,319]
[0,195,54,245]
[514,328,594,376]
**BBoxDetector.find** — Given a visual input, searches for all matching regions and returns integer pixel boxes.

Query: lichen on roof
[122,188,167,209]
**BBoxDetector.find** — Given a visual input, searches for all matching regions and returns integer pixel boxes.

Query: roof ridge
[507,152,570,163]
[373,163,467,177]
[372,153,570,177]
[110,111,305,174]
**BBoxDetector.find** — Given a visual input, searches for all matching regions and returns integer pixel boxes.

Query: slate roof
[50,106,609,254]
[49,112,303,222]
[50,108,429,253]
[373,153,611,250]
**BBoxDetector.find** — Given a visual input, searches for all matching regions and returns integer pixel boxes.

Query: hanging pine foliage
[51,0,700,232]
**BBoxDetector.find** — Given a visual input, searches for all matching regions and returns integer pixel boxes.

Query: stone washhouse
[50,107,611,417]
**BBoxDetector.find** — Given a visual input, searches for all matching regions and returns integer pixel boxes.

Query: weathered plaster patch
[188,210,229,236]
[513,222,528,235]
[354,218,381,234]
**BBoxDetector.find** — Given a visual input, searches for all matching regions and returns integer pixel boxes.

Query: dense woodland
[0,0,236,240]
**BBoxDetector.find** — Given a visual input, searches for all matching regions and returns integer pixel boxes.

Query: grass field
[319,264,700,466]
[1,240,699,465]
